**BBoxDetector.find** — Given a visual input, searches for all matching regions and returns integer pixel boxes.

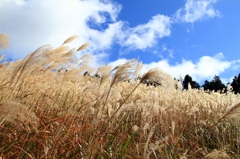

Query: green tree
[202,75,226,92]
[231,73,240,94]
[182,74,200,90]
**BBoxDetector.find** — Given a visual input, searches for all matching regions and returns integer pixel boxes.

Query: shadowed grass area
[0,34,239,159]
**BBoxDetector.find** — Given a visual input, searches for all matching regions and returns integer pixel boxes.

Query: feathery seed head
[132,125,139,133]
[110,59,139,87]
[77,42,90,51]
[140,67,174,88]
[0,55,4,61]
[0,100,39,132]
[62,35,79,45]
[51,45,69,55]
[0,33,9,49]
[204,150,230,159]
[79,54,93,64]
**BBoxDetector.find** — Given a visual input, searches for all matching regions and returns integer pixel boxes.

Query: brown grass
[0,35,239,158]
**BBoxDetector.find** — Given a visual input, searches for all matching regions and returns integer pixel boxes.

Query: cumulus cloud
[0,0,173,60]
[174,0,221,23]
[103,52,235,83]
[117,15,171,51]
[140,53,232,83]
[0,0,122,59]
[0,0,222,61]
[1,0,236,84]
[108,58,128,69]
[193,53,229,78]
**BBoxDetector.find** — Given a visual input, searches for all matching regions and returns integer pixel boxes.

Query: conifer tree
[231,73,240,94]
[183,74,200,90]
[202,75,226,92]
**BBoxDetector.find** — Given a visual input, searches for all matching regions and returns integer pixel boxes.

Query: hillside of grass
[0,35,239,159]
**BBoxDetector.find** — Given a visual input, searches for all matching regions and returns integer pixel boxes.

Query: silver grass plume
[140,67,173,88]
[9,45,50,86]
[0,33,9,49]
[204,150,230,159]
[62,35,79,45]
[0,100,39,132]
[77,42,90,52]
[96,65,112,87]
[110,59,139,87]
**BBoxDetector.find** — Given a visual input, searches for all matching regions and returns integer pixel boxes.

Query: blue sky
[0,0,240,84]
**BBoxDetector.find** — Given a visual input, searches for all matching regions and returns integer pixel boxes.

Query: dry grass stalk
[50,45,69,55]
[79,54,93,66]
[110,59,139,87]
[222,102,240,120]
[77,42,89,51]
[204,150,230,159]
[1,35,240,158]
[140,67,173,87]
[210,102,240,129]
[96,65,112,88]
[0,33,9,49]
[106,59,141,120]
[9,53,35,86]
[0,54,4,61]
[0,55,6,69]
[62,35,79,45]
[62,48,76,58]
[0,100,39,132]
[9,44,51,86]
[144,126,155,158]
[133,60,143,79]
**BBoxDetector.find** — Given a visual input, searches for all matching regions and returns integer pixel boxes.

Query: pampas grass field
[0,34,240,158]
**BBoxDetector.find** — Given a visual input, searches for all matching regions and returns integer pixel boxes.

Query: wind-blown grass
[0,34,9,50]
[0,35,239,159]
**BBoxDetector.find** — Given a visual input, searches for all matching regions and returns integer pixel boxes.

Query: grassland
[0,35,240,158]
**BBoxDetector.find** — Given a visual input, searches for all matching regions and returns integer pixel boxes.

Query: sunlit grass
[0,34,239,158]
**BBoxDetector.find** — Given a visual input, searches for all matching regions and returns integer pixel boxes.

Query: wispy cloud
[117,14,171,51]
[174,0,221,23]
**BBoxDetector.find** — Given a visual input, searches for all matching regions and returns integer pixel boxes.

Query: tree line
[82,70,240,94]
[182,73,240,94]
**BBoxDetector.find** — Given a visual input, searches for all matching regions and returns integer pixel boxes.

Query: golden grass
[0,33,9,49]
[77,42,90,52]
[0,35,239,158]
[62,35,79,45]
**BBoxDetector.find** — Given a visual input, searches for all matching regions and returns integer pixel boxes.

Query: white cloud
[161,45,174,58]
[117,14,171,51]
[0,0,173,60]
[107,58,128,69]
[231,60,240,70]
[193,53,230,79]
[0,0,223,62]
[0,0,122,59]
[0,0,237,84]
[174,0,221,23]
[107,53,233,83]
[143,53,232,83]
